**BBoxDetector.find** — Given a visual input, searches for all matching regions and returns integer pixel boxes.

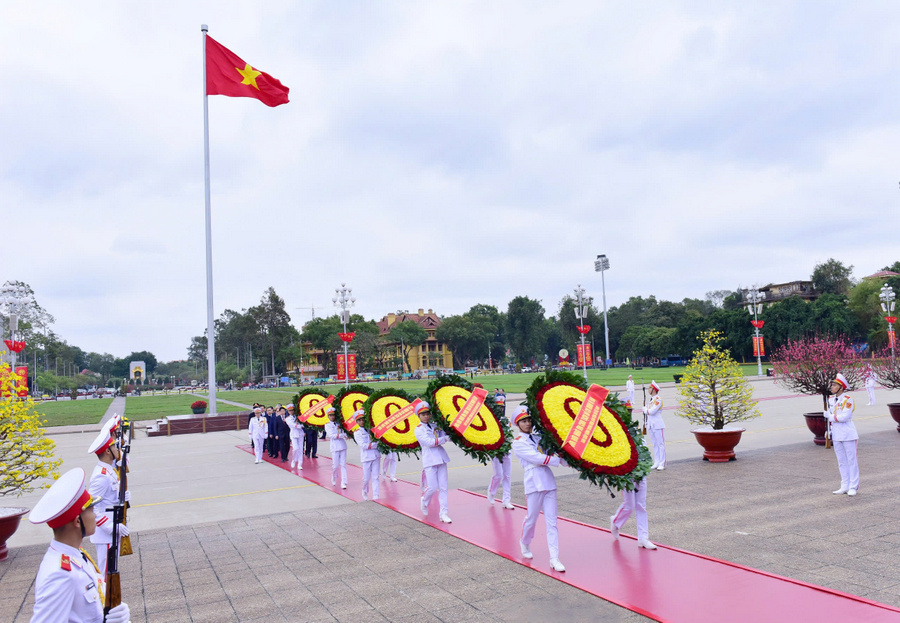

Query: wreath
[292,388,333,430]
[360,388,422,457]
[333,385,373,443]
[524,369,651,494]
[425,375,512,464]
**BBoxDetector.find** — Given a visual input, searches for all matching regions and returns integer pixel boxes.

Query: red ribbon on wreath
[576,325,591,335]
[4,340,25,353]
[338,332,356,343]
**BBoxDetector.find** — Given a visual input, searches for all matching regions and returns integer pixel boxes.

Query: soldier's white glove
[105,601,130,623]
[118,523,130,537]
[642,407,648,415]
[124,490,131,503]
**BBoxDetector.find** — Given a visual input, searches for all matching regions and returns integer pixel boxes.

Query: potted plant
[872,351,900,432]
[676,330,761,462]
[771,336,862,445]
[0,361,62,559]
[191,400,207,414]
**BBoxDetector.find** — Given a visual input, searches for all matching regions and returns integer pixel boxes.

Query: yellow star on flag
[236,63,262,90]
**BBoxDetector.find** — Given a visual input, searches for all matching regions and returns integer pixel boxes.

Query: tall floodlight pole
[333,283,355,388]
[594,255,610,366]
[574,285,589,381]
[747,288,764,376]
[880,283,897,362]
[0,282,32,371]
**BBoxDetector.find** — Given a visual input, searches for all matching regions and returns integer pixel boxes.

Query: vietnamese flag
[206,36,289,107]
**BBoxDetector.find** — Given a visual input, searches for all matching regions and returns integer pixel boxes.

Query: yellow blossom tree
[0,361,61,496]
[677,330,760,430]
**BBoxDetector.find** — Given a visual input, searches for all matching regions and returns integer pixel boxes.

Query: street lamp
[0,281,32,371]
[574,284,589,381]
[746,288,764,376]
[880,283,896,361]
[333,283,355,388]
[593,255,610,366]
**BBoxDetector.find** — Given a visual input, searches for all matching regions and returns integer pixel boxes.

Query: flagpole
[201,24,217,415]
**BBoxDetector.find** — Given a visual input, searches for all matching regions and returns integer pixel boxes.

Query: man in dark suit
[276,406,291,462]
[265,406,278,457]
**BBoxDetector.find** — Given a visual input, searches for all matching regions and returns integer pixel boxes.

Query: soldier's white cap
[29,468,94,528]
[102,414,121,433]
[414,401,430,415]
[286,403,295,410]
[88,428,115,455]
[628,374,633,379]
[353,409,364,418]
[834,373,849,390]
[325,406,336,414]
[650,381,661,392]
[513,405,530,426]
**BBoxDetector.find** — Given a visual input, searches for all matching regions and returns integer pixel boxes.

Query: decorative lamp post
[0,282,32,373]
[746,288,764,376]
[333,283,355,388]
[880,283,896,361]
[593,255,610,366]
[574,285,590,381]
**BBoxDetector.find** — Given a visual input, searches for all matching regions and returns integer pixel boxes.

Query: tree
[811,258,854,295]
[248,287,298,375]
[772,336,862,409]
[505,296,546,363]
[676,330,761,430]
[389,320,427,372]
[847,280,884,347]
[188,335,207,367]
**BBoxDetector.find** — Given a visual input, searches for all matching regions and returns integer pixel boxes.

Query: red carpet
[238,445,900,622]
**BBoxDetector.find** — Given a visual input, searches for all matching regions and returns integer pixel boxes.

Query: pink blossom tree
[771,336,863,408]
[871,350,900,390]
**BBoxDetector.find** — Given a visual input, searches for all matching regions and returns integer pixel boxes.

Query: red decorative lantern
[338,332,356,343]
[750,320,765,329]
[576,325,591,335]
[3,340,25,353]
[885,316,897,324]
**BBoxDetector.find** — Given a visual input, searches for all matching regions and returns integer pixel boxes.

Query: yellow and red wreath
[334,385,372,436]
[361,388,422,456]
[294,388,333,429]
[426,376,511,463]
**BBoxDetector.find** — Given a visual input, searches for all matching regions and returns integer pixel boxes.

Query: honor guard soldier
[643,381,666,470]
[414,402,452,523]
[249,407,268,463]
[324,407,348,489]
[29,468,131,623]
[826,373,860,496]
[352,409,381,500]
[625,375,635,405]
[864,365,877,406]
[87,429,130,581]
[511,406,565,572]
[286,404,304,469]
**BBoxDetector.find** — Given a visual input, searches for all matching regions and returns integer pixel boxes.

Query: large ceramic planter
[803,412,829,446]
[691,428,745,462]
[0,507,29,561]
[888,403,900,433]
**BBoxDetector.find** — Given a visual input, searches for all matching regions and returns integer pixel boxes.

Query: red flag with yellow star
[205,36,289,107]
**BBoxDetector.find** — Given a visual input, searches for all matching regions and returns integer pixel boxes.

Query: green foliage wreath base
[524,369,652,495]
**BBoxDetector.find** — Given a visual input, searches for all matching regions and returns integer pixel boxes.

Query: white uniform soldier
[87,429,130,582]
[610,477,657,550]
[286,404,304,470]
[29,468,131,623]
[864,366,877,406]
[248,408,268,464]
[324,407,348,489]
[625,375,635,405]
[643,381,666,470]
[511,406,565,572]
[352,409,381,501]
[413,401,452,523]
[381,450,398,482]
[826,373,860,496]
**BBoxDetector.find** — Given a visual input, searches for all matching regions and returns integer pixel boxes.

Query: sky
[2,2,900,362]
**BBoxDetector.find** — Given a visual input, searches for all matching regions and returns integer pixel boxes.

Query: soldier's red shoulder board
[101,467,107,475]
[60,554,71,571]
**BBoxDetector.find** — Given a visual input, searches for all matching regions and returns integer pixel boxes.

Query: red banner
[576,343,592,367]
[372,398,423,439]
[451,387,488,435]
[0,365,28,398]
[562,384,609,459]
[890,329,897,348]
[337,354,346,381]
[347,354,357,380]
[752,336,765,357]
[298,395,334,423]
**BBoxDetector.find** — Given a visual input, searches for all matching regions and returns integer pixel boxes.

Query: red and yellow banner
[450,387,487,435]
[337,354,346,381]
[372,398,422,439]
[0,365,28,398]
[576,344,592,367]
[562,384,609,459]
[752,336,765,357]
[347,354,357,380]
[890,330,897,348]
[299,394,334,423]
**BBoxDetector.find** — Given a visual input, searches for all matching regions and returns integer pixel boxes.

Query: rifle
[824,396,832,449]
[104,420,129,616]
[119,420,134,556]
[641,380,647,435]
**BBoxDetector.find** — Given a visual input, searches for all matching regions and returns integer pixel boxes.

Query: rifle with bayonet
[119,418,133,556]
[641,379,647,435]
[104,419,130,616]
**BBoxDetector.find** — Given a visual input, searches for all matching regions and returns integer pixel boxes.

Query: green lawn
[123,395,237,419]
[35,399,113,427]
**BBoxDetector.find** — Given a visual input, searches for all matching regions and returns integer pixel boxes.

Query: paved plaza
[2,380,900,621]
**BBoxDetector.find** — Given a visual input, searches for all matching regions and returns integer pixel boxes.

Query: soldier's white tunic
[643,394,666,468]
[88,463,120,580]
[414,422,450,514]
[30,540,104,623]
[249,415,268,463]
[325,421,348,487]
[826,393,859,491]
[286,415,303,468]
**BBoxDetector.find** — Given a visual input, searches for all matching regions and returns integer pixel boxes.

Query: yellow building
[377,309,454,373]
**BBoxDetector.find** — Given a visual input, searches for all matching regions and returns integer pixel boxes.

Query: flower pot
[691,428,745,462]
[191,407,206,415]
[888,403,900,433]
[803,412,829,446]
[0,507,29,561]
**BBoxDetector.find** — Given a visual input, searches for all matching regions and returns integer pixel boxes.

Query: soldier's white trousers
[332,450,347,486]
[834,440,860,490]
[382,452,397,478]
[361,458,380,499]
[612,478,649,542]
[867,386,876,405]
[253,436,266,462]
[649,428,666,467]
[488,455,511,504]
[521,489,559,560]
[290,437,303,466]
[423,464,449,514]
